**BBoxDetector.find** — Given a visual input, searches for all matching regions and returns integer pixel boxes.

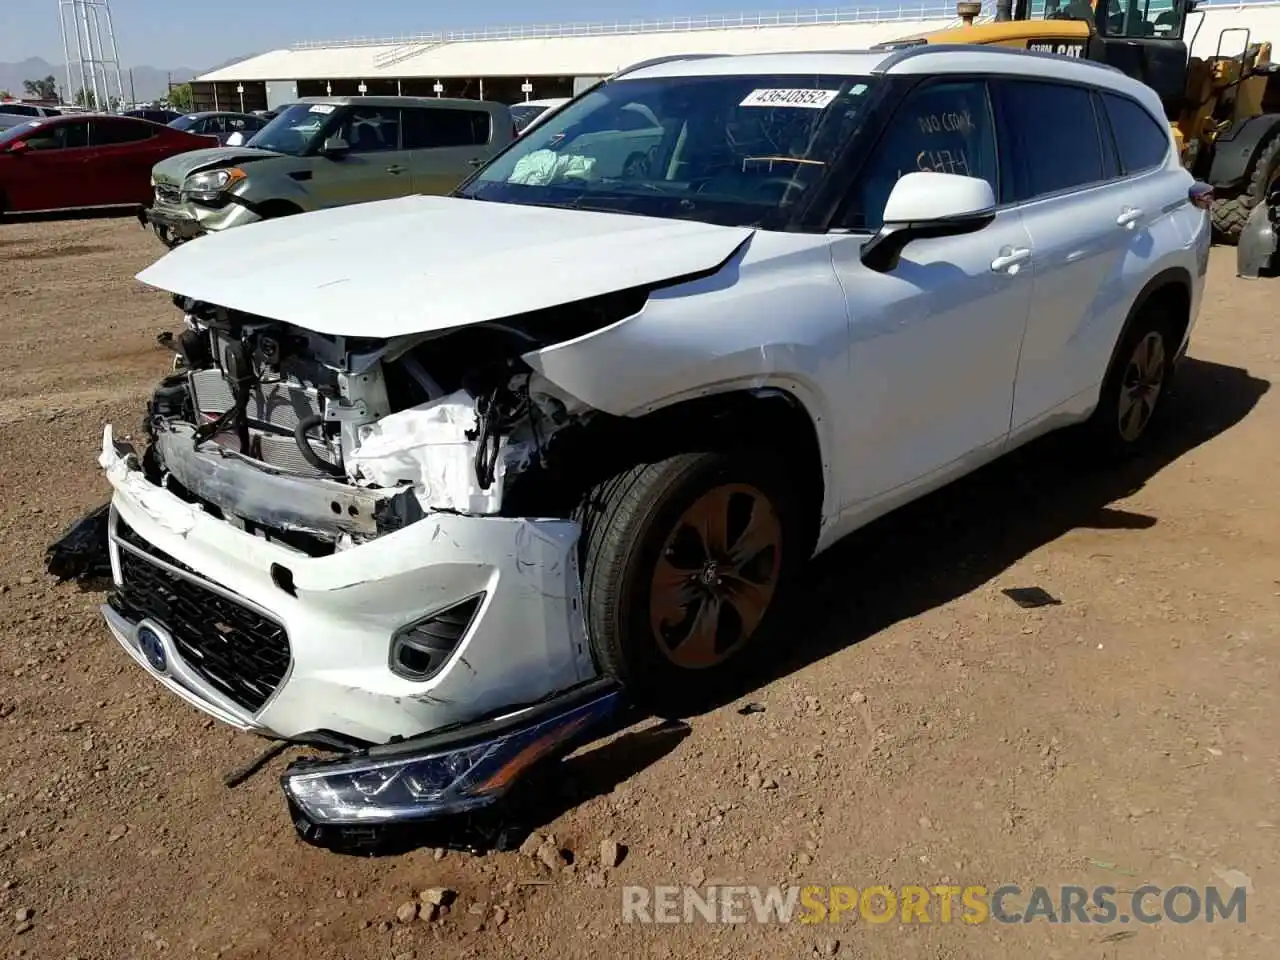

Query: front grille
[112,520,291,713]
[155,184,181,205]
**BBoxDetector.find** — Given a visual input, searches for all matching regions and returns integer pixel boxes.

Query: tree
[23,75,58,101]
[74,87,97,109]
[168,83,193,111]
[0,91,11,100]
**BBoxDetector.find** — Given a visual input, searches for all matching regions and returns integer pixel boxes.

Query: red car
[0,113,216,214]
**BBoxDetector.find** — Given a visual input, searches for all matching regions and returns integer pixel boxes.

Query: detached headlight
[282,679,621,826]
[182,167,245,202]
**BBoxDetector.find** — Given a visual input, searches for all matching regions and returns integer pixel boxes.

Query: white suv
[98,44,1209,832]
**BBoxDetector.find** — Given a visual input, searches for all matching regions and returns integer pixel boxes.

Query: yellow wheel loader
[884,0,1280,241]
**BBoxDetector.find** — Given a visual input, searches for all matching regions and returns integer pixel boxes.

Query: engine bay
[138,293,636,556]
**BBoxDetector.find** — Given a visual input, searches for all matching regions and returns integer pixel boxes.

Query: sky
[0,0,898,69]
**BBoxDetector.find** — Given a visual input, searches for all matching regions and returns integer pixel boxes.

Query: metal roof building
[189,1,1280,111]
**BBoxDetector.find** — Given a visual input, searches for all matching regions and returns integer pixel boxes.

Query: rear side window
[92,119,156,145]
[845,79,998,230]
[997,80,1106,201]
[403,108,492,149]
[1100,92,1170,174]
[1,104,40,117]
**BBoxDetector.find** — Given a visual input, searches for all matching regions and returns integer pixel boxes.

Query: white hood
[137,195,754,339]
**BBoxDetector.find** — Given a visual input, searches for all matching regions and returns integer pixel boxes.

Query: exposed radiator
[189,368,337,477]
[189,368,322,433]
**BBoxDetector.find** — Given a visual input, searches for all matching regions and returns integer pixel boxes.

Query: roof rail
[872,41,1126,73]
[610,53,726,80]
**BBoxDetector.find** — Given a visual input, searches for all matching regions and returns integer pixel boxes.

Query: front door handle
[385,164,407,174]
[990,247,1032,273]
[467,157,485,167]
[1116,207,1144,229]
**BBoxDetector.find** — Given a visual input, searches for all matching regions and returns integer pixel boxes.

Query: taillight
[1189,182,1214,210]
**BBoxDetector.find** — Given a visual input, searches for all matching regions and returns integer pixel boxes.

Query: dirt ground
[1,214,1277,960]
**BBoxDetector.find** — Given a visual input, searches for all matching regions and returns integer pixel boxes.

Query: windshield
[169,114,200,131]
[459,74,878,229]
[246,102,336,155]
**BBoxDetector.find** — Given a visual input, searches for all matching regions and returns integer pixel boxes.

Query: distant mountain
[0,57,199,103]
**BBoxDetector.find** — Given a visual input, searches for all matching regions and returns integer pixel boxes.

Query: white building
[188,0,1280,111]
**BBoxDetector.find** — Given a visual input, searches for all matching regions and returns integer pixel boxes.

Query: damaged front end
[94,291,650,823]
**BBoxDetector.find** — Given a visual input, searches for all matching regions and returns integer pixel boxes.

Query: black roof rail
[609,53,727,80]
[871,41,1126,74]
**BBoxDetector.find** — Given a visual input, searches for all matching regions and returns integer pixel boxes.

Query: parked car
[510,97,570,133]
[124,108,183,124]
[98,45,1209,838]
[168,111,267,146]
[0,101,62,118]
[0,114,217,214]
[139,96,516,246]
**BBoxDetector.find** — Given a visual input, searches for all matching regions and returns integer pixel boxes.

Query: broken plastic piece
[348,390,507,514]
[45,502,112,582]
[1002,586,1062,609]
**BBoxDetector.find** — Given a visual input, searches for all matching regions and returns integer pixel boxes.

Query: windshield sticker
[308,104,336,114]
[739,88,839,109]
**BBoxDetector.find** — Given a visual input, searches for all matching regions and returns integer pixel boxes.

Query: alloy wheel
[1117,330,1166,442]
[648,483,784,669]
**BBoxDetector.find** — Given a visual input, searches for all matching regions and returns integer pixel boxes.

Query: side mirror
[321,134,350,158]
[7,139,29,154]
[860,172,997,273]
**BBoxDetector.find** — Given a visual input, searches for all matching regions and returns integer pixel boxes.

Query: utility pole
[128,67,135,106]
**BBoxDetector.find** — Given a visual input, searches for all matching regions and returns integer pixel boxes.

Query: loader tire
[1211,133,1280,244]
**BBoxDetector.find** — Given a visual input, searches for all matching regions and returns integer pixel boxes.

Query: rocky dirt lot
[1,215,1278,960]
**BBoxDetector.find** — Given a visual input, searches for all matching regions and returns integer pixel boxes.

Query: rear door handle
[990,247,1032,273]
[385,164,407,174]
[1116,207,1144,228]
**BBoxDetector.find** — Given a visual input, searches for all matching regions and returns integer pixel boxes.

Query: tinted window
[93,118,156,145]
[846,79,998,230]
[0,104,41,117]
[403,108,491,148]
[337,106,400,153]
[23,121,90,150]
[1097,0,1182,38]
[169,114,199,131]
[1100,92,1169,173]
[998,81,1105,201]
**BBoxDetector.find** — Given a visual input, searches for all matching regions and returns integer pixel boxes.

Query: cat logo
[1027,41,1086,58]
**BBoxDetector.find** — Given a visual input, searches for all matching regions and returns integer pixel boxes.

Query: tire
[1211,133,1280,244]
[1080,302,1178,459]
[574,451,804,707]
[258,201,302,220]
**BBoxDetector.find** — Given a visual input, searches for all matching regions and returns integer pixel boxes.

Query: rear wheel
[575,451,803,707]
[1210,133,1280,243]
[1080,304,1177,458]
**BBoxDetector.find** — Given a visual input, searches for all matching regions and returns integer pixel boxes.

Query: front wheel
[575,452,803,708]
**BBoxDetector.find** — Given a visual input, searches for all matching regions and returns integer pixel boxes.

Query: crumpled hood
[151,146,286,183]
[136,195,754,339]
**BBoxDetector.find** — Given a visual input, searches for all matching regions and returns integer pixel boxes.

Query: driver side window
[842,79,998,231]
[23,121,90,151]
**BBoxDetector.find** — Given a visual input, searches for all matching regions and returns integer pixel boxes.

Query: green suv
[140,96,516,246]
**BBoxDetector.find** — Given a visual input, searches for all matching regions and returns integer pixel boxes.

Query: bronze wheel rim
[648,482,783,670]
[1118,331,1166,442]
